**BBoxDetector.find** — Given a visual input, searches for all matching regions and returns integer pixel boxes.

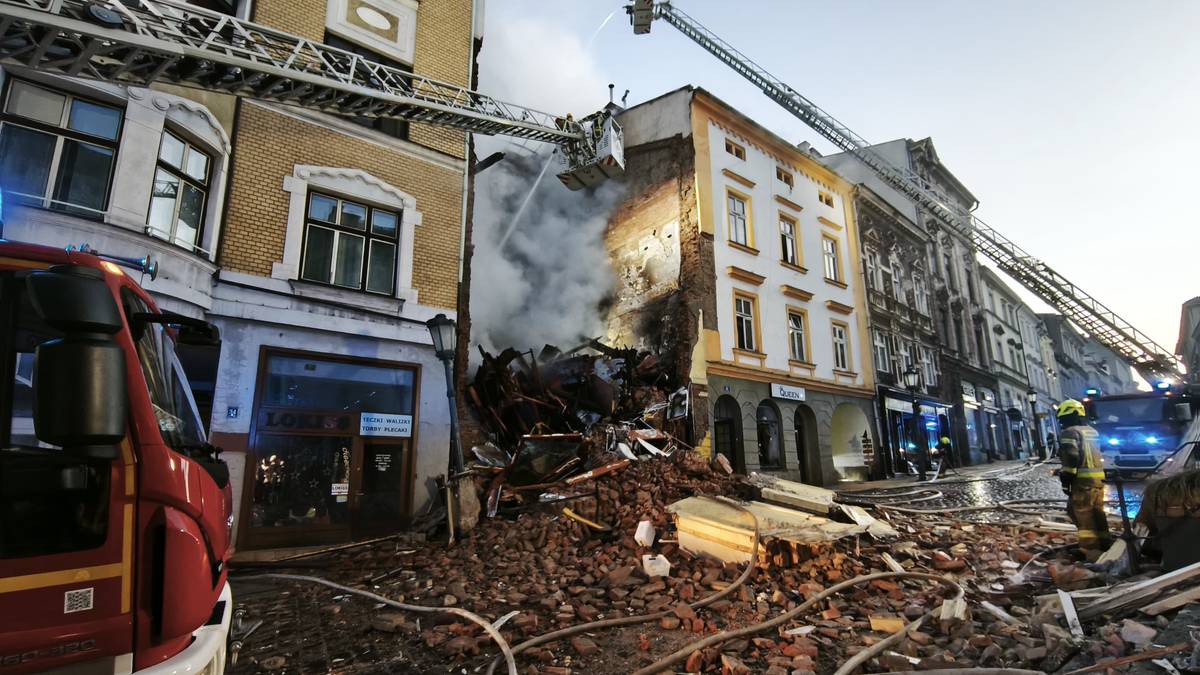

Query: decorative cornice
[293,165,419,211]
[722,168,756,189]
[727,266,766,286]
[774,194,804,212]
[781,285,814,302]
[817,216,843,231]
[826,300,855,315]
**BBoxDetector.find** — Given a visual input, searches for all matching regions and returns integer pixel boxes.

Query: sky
[475,0,1200,354]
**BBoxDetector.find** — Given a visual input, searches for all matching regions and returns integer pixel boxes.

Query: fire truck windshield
[1091,398,1166,424]
[122,291,207,452]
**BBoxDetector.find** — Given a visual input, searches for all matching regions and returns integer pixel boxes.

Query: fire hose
[247,573,519,675]
[484,495,759,675]
[629,571,964,675]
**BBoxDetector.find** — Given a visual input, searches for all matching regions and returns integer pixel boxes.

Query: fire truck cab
[0,240,231,674]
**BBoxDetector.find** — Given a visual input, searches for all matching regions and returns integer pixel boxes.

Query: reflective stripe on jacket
[1060,425,1105,482]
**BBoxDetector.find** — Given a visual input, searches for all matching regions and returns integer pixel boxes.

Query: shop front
[240,348,419,549]
[876,387,953,475]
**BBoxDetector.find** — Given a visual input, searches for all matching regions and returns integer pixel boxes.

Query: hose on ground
[245,573,518,675]
[484,494,759,675]
[833,611,930,675]
[877,670,1046,675]
[630,571,964,675]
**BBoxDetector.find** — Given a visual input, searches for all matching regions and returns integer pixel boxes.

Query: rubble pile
[232,449,1200,674]
[467,341,684,451]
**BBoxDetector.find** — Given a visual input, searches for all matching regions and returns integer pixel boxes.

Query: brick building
[605,87,877,486]
[0,0,479,550]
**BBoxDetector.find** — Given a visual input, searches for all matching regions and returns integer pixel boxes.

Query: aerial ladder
[627,1,1182,383]
[0,0,624,189]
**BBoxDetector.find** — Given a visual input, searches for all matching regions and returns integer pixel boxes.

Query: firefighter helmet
[1056,398,1086,418]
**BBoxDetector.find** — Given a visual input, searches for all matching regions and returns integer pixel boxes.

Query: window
[727,191,750,246]
[818,191,834,208]
[323,33,412,141]
[0,79,121,216]
[881,267,894,299]
[2,270,110,559]
[921,346,939,386]
[913,274,929,314]
[147,131,211,251]
[899,340,914,371]
[776,166,793,187]
[779,215,798,265]
[995,340,1005,365]
[892,270,905,303]
[300,192,400,295]
[821,236,841,281]
[831,322,850,370]
[873,330,890,372]
[788,310,808,361]
[942,252,958,290]
[724,138,745,160]
[734,295,757,352]
[1008,344,1020,369]
[865,250,879,289]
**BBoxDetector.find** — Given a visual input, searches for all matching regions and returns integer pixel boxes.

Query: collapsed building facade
[602,87,878,485]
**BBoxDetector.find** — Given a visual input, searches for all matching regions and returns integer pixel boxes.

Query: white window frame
[788,310,807,361]
[779,216,798,265]
[735,296,756,352]
[728,193,749,246]
[276,166,421,302]
[873,330,890,373]
[865,249,880,289]
[832,322,850,371]
[822,236,841,281]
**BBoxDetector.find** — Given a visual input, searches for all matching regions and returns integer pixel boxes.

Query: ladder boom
[0,0,625,186]
[638,2,1180,381]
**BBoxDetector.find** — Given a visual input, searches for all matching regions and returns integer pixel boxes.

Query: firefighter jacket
[1060,424,1105,486]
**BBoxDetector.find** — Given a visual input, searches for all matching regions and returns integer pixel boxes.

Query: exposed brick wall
[409,0,472,159]
[220,103,464,309]
[252,0,469,160]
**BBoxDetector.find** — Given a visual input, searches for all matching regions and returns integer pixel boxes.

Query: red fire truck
[0,240,231,674]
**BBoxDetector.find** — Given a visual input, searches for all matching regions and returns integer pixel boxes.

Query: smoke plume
[470,143,623,355]
[469,10,623,356]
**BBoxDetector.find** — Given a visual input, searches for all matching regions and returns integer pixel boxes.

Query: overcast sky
[477,0,1200,353]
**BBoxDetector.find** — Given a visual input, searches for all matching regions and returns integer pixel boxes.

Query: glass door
[353,441,412,536]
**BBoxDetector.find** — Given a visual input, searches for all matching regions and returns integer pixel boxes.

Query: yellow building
[607,87,877,484]
[197,0,480,550]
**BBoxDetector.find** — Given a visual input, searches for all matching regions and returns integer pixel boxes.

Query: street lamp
[902,365,927,481]
[426,313,463,474]
[1026,388,1043,461]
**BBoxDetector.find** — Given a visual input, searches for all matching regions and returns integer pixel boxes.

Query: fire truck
[1087,386,1199,476]
[0,0,627,671]
[1,240,231,674]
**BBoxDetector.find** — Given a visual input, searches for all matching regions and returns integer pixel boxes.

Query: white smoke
[470,13,622,355]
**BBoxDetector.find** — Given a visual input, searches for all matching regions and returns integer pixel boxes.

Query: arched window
[756,401,783,469]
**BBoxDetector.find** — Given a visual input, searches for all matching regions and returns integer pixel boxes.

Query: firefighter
[1056,398,1112,557]
[937,435,953,467]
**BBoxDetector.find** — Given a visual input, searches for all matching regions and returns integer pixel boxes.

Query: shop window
[756,402,784,469]
[148,130,211,252]
[323,32,411,141]
[0,79,121,216]
[249,351,418,542]
[300,191,401,295]
[261,353,414,412]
